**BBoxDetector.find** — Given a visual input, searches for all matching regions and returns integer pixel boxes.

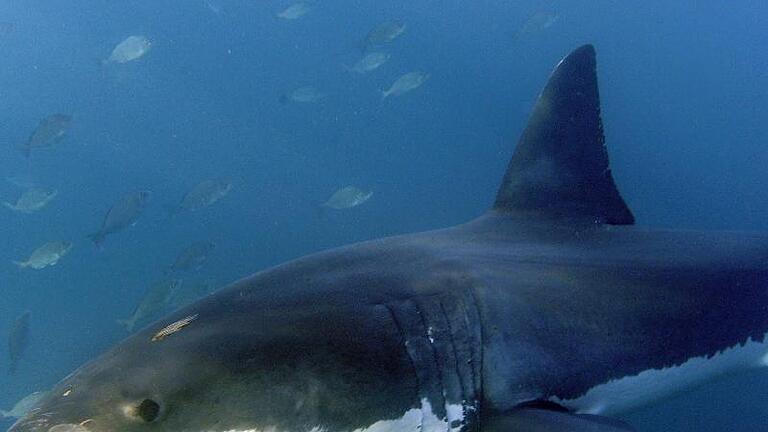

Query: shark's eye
[137,399,160,423]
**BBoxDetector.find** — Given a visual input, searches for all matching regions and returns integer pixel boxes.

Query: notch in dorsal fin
[493,45,634,225]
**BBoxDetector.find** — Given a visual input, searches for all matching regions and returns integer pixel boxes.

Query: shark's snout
[10,415,95,432]
[47,424,89,432]
[6,394,94,432]
[8,412,57,432]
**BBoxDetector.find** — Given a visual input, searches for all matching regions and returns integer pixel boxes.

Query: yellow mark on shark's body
[151,314,198,342]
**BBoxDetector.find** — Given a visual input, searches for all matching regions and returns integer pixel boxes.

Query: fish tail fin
[88,231,105,249]
[2,202,15,211]
[0,409,7,418]
[12,260,27,268]
[381,90,389,100]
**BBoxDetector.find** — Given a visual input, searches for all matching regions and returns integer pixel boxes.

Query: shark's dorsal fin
[493,45,634,225]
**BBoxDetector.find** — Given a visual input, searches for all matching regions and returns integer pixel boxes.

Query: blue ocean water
[0,1,766,430]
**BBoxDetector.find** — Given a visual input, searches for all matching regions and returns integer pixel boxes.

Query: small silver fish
[362,20,406,50]
[3,188,57,213]
[277,3,311,20]
[513,10,559,41]
[323,186,373,210]
[13,241,73,269]
[177,180,232,212]
[7,311,30,374]
[170,241,216,272]
[286,86,327,103]
[382,71,429,99]
[89,191,151,247]
[348,52,390,74]
[19,114,72,158]
[105,35,151,64]
[118,279,182,333]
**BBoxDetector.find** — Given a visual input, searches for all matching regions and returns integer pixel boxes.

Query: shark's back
[239,202,768,418]
[411,45,768,419]
[246,43,768,424]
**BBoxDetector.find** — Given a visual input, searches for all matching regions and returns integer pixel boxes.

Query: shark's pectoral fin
[484,407,634,432]
[493,44,634,226]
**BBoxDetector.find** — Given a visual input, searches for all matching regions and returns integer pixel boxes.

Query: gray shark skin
[9,45,768,432]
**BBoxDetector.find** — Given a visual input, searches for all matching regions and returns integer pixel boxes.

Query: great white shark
[8,45,768,432]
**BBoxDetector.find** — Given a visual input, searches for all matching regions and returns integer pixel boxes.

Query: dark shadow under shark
[9,45,768,432]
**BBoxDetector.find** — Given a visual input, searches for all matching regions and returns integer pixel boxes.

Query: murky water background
[1,1,766,430]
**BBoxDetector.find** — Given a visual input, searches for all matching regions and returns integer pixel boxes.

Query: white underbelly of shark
[557,334,768,415]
